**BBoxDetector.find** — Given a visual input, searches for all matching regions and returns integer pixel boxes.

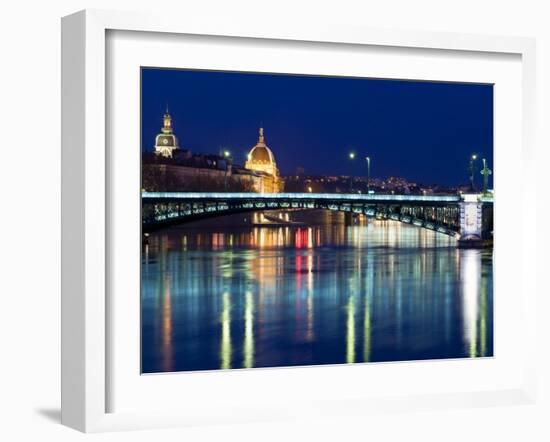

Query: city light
[349,152,356,160]
[223,150,231,157]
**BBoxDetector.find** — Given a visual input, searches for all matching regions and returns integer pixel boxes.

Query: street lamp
[223,150,232,191]
[348,152,356,192]
[469,154,477,192]
[365,156,371,193]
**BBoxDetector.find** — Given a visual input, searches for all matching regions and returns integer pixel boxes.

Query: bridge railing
[142,191,467,203]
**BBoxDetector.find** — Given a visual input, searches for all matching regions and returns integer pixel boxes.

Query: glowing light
[462,193,480,203]
[346,295,356,364]
[305,253,314,341]
[461,250,481,357]
[295,228,303,248]
[243,291,254,368]
[363,297,371,363]
[220,292,232,369]
[364,250,374,362]
[479,276,489,357]
[307,227,313,248]
[161,274,173,372]
[349,152,356,159]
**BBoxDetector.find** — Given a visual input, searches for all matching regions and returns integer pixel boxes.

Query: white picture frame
[61,9,537,433]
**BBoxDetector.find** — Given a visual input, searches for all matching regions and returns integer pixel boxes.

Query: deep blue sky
[141,68,493,186]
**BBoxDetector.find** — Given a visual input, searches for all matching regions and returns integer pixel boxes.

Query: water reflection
[141,214,493,373]
[243,291,254,368]
[220,292,232,369]
[346,294,356,364]
[461,249,491,358]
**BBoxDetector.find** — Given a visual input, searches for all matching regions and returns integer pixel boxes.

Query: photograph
[140,68,494,374]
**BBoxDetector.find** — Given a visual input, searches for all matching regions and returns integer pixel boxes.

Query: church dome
[244,127,284,193]
[249,144,275,163]
[247,128,275,164]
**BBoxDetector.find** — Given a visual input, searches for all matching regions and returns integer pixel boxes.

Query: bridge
[142,191,493,245]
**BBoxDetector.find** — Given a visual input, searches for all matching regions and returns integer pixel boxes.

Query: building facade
[147,113,283,193]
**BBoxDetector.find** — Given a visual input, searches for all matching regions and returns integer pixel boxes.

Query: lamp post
[348,152,356,193]
[223,150,232,191]
[365,156,371,193]
[469,154,477,192]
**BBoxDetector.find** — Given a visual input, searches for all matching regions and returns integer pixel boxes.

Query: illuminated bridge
[142,192,493,245]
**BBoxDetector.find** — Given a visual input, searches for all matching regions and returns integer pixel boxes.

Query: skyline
[141,68,493,187]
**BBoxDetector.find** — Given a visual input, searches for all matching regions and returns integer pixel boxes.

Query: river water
[141,211,493,373]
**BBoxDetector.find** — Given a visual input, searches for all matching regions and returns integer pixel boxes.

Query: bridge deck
[142,191,493,204]
[143,191,461,202]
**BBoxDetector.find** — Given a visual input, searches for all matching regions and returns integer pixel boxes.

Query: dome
[244,127,284,192]
[249,144,275,163]
[247,127,275,164]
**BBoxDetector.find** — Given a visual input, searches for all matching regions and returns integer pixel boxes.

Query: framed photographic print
[140,68,494,374]
[61,9,537,432]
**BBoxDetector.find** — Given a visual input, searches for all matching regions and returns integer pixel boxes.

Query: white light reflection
[220,292,232,369]
[243,291,254,368]
[363,299,372,363]
[363,248,374,362]
[346,295,356,363]
[461,250,481,357]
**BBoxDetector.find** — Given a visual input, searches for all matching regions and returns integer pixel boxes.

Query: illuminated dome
[248,128,275,163]
[245,127,278,177]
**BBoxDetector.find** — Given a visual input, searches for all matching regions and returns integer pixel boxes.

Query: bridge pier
[458,193,493,248]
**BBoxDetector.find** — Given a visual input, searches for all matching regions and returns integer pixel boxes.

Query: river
[141,211,493,373]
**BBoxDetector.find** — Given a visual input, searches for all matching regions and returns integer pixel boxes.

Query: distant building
[145,114,278,193]
[154,109,179,158]
[244,127,284,193]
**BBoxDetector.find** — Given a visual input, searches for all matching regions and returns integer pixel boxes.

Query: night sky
[141,68,493,187]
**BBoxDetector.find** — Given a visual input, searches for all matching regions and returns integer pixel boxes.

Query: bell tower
[154,106,179,158]
[162,109,173,134]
